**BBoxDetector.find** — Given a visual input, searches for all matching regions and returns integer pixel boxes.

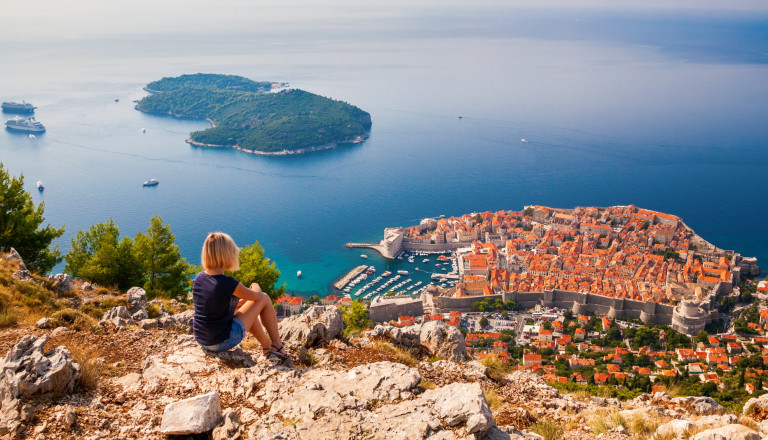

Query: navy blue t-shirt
[192,272,241,346]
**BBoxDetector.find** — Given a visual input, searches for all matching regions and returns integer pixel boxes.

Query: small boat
[36,180,44,191]
[521,138,527,143]
[143,178,159,187]
[423,258,429,263]
[397,270,409,276]
[29,134,36,139]
[141,128,146,133]
[114,99,120,102]
[360,254,368,259]
[458,115,463,119]
[297,270,302,278]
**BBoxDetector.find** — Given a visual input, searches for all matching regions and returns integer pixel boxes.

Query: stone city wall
[369,297,425,323]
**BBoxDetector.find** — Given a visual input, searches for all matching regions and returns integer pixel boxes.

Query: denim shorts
[201,317,245,352]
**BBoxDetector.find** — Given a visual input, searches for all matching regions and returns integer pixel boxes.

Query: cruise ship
[1,101,35,114]
[4,117,45,133]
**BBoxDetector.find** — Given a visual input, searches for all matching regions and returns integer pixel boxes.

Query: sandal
[263,342,291,360]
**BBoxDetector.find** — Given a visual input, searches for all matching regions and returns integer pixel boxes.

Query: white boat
[36,180,44,191]
[423,258,429,263]
[397,270,409,276]
[296,270,302,277]
[28,134,36,139]
[143,178,159,187]
[142,128,146,133]
[360,254,368,259]
[5,117,45,133]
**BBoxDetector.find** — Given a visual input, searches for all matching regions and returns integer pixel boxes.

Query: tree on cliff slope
[230,241,285,301]
[65,219,142,289]
[133,215,191,299]
[0,164,64,273]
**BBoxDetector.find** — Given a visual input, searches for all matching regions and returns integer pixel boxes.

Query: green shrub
[51,308,95,331]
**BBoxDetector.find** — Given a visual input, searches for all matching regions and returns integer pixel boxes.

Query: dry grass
[588,409,627,435]
[481,355,511,381]
[627,413,663,439]
[483,387,503,410]
[66,342,111,392]
[372,340,418,367]
[420,379,437,390]
[530,420,564,440]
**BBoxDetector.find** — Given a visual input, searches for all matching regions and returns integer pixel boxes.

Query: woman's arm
[233,282,267,302]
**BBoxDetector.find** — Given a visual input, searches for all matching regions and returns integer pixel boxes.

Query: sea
[1,3,767,297]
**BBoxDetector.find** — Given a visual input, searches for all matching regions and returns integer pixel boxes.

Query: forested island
[135,73,372,155]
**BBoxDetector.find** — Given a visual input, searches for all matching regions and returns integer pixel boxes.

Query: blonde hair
[201,232,240,271]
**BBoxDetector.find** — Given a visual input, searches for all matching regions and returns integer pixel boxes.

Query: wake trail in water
[45,137,341,181]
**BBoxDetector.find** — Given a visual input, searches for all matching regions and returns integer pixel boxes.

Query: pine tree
[230,240,285,301]
[0,164,64,273]
[133,215,190,299]
[65,219,141,289]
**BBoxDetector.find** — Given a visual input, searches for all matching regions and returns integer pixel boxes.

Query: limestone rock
[213,408,241,440]
[690,424,761,440]
[419,320,468,361]
[425,382,494,433]
[126,287,147,312]
[656,419,694,438]
[0,335,81,435]
[279,305,344,348]
[139,319,159,330]
[131,309,149,321]
[47,273,71,293]
[171,309,195,333]
[369,324,422,347]
[462,360,488,380]
[99,306,134,328]
[160,391,222,435]
[2,334,81,397]
[671,396,725,415]
[35,318,52,329]
[51,327,68,337]
[744,394,768,421]
[5,248,26,271]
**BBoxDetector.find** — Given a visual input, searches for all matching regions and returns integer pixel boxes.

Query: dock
[333,265,368,290]
[345,242,391,258]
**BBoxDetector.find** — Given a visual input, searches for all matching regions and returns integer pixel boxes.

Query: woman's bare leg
[235,291,283,351]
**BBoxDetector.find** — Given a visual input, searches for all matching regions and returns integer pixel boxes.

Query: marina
[333,250,460,302]
[332,265,368,290]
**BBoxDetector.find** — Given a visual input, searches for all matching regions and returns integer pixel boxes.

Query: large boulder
[369,324,422,347]
[419,320,468,361]
[425,382,494,433]
[0,335,81,436]
[279,305,344,347]
[160,391,223,435]
[126,287,147,313]
[690,424,762,440]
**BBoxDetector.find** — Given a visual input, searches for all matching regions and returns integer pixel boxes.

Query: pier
[333,265,368,290]
[345,242,392,258]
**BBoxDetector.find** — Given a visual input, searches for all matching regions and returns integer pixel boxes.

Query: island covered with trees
[136,73,372,155]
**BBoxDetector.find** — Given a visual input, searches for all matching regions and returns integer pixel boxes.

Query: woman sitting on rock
[192,232,289,359]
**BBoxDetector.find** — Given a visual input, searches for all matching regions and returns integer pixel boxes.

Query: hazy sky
[2,0,767,38]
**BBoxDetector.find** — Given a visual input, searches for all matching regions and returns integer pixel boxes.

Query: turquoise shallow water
[1,6,767,296]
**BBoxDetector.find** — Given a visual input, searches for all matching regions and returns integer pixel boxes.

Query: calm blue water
[1,5,767,295]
